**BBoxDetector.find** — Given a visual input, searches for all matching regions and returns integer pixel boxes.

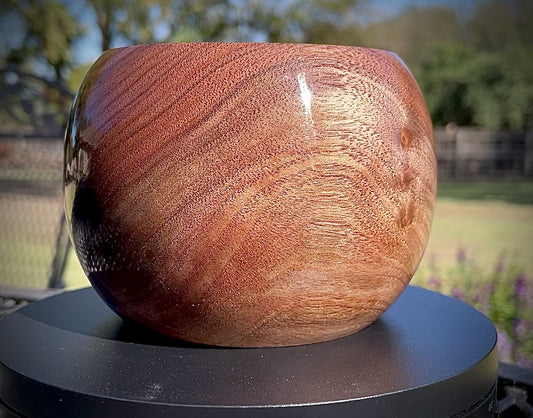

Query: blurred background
[0,0,532,367]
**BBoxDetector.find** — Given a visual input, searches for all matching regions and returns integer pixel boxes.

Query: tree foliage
[90,0,172,51]
[1,0,532,133]
[0,0,81,132]
[410,0,533,129]
[4,0,81,81]
[362,6,462,68]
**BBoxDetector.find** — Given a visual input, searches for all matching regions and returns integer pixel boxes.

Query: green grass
[412,181,533,286]
[437,180,533,205]
[413,198,533,285]
[63,249,90,289]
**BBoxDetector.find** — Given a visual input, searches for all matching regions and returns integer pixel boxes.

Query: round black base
[0,286,498,417]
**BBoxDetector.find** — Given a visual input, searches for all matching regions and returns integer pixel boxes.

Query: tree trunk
[94,1,112,51]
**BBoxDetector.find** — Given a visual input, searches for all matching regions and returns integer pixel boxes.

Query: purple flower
[472,283,493,314]
[496,259,505,274]
[456,247,466,263]
[451,287,464,300]
[514,274,528,299]
[497,330,513,363]
[513,318,530,339]
[427,275,441,289]
[474,282,494,300]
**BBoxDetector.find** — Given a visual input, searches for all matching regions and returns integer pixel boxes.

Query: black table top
[0,285,498,417]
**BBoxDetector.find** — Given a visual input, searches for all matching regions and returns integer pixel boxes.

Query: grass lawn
[436,181,533,205]
[63,249,89,289]
[412,195,533,287]
[414,181,533,284]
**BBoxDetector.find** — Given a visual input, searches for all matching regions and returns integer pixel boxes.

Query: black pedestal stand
[0,286,498,417]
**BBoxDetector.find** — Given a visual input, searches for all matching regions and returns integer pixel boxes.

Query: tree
[1,0,365,134]
[361,6,462,68]
[89,0,172,51]
[164,0,362,44]
[0,0,174,133]
[2,0,532,133]
[462,48,533,129]
[4,0,81,82]
[411,0,533,129]
[0,0,81,133]
[466,0,533,52]
[414,42,475,127]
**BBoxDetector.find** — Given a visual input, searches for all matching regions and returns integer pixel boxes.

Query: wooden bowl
[64,42,436,347]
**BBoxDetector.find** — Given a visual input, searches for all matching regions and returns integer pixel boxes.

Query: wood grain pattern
[64,42,436,347]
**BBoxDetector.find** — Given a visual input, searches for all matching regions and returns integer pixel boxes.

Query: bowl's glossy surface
[64,42,436,347]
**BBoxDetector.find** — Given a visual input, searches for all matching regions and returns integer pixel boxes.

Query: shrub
[421,248,533,368]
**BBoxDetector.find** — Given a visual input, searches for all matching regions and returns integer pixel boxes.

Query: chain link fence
[0,135,69,289]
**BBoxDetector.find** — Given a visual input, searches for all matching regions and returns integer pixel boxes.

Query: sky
[72,0,482,66]
[359,0,479,22]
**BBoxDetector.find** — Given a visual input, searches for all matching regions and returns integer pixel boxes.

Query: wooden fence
[2,128,533,184]
[434,127,533,179]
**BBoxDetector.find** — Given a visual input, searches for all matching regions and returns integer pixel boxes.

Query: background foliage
[1,0,532,134]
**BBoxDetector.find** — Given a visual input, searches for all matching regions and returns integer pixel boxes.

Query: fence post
[444,123,458,178]
[525,130,533,177]
[47,214,70,289]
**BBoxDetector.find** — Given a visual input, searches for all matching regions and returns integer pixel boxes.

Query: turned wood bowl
[64,42,436,347]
